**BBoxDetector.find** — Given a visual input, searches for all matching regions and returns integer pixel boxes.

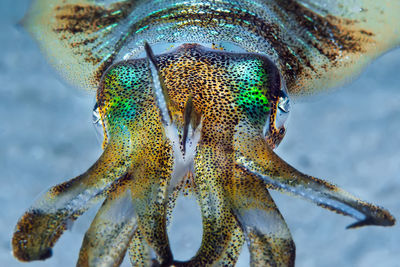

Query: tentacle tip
[346,214,396,229]
[12,228,53,261]
[12,242,53,262]
[11,210,66,262]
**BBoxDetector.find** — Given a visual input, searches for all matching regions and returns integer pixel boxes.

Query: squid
[12,0,399,266]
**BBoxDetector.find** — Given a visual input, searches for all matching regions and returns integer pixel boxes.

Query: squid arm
[234,129,395,229]
[77,178,137,267]
[171,144,239,266]
[12,136,133,262]
[228,165,295,266]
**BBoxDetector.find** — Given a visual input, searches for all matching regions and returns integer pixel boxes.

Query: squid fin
[271,0,400,95]
[22,0,138,90]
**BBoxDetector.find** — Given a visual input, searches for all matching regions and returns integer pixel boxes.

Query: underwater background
[1,1,399,266]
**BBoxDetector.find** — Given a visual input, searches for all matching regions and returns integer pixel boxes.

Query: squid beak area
[234,127,395,229]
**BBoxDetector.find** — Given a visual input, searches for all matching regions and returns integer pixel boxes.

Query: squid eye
[275,90,291,130]
[278,92,290,113]
[92,102,105,143]
[263,85,291,149]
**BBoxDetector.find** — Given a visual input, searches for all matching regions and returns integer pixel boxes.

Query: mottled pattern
[12,0,400,267]
[23,0,400,94]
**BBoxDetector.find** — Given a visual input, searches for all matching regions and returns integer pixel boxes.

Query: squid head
[12,43,395,266]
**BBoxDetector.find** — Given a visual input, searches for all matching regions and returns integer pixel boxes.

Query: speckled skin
[12,0,400,266]
[13,44,395,267]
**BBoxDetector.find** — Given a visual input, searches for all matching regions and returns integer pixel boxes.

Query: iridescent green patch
[230,58,270,123]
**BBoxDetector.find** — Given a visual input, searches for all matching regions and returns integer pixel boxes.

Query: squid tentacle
[213,219,244,267]
[129,170,178,266]
[234,130,395,229]
[12,137,133,262]
[120,46,176,265]
[172,143,238,266]
[128,228,154,267]
[129,170,174,266]
[229,165,295,267]
[77,177,137,267]
[97,50,176,265]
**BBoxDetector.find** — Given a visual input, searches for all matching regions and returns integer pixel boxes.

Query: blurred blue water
[1,1,399,266]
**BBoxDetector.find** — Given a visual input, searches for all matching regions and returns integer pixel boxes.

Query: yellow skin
[12,0,400,266]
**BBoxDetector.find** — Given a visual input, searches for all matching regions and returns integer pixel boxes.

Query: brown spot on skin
[360,29,374,36]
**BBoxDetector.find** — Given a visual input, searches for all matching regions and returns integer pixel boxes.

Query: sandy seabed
[1,1,399,266]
